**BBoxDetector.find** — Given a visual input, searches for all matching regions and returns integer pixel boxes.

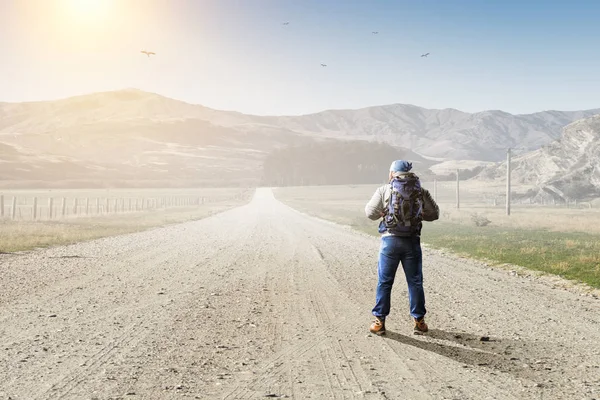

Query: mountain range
[476,114,600,199]
[0,89,598,188]
[259,106,600,161]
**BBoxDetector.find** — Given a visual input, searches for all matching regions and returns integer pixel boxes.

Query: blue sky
[1,0,599,115]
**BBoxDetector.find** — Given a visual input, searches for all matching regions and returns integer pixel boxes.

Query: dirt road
[1,188,599,399]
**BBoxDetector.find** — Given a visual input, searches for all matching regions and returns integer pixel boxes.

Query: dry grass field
[274,182,600,288]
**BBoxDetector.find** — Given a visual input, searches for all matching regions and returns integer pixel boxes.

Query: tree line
[260,140,434,186]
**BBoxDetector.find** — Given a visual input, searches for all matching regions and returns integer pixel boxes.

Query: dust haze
[2,2,600,400]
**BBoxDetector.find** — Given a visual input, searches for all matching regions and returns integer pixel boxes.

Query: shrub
[471,213,491,227]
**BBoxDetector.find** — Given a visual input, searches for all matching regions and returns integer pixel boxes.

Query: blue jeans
[372,235,426,320]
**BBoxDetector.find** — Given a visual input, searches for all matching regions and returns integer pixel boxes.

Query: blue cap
[390,160,413,172]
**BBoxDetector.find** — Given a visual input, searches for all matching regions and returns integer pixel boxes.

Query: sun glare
[66,0,112,19]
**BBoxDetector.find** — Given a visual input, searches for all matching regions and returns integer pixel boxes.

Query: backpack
[378,174,424,235]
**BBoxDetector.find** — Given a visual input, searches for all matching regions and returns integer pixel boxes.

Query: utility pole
[433,179,438,202]
[506,147,512,216]
[456,169,460,209]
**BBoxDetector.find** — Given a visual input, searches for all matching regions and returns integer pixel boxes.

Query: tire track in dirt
[302,234,530,400]
[1,205,258,399]
[50,212,265,400]
[43,320,147,400]
[222,229,377,399]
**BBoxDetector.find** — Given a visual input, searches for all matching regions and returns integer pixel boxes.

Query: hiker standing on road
[364,160,439,335]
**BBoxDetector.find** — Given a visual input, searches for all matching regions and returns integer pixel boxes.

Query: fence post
[85,198,90,215]
[49,198,53,220]
[11,197,17,220]
[33,197,38,220]
[0,195,3,218]
[456,169,460,209]
[73,198,78,215]
[96,198,100,215]
[106,198,110,214]
[61,198,66,218]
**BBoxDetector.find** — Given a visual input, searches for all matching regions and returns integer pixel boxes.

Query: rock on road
[1,188,599,400]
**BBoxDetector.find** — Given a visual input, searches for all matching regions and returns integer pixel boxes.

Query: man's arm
[421,188,440,221]
[365,187,384,220]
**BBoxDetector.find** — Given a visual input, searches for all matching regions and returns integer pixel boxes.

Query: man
[364,160,439,335]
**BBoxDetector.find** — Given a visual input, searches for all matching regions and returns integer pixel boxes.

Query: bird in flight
[320,63,327,67]
[372,31,379,34]
[421,53,430,58]
[141,50,156,57]
[282,22,289,25]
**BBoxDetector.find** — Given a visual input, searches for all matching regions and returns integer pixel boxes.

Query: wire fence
[0,191,248,221]
[424,180,595,209]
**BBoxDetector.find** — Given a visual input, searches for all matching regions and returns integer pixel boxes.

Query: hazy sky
[1,0,599,115]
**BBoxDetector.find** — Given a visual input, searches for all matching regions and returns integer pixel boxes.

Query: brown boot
[414,317,428,333]
[369,317,386,335]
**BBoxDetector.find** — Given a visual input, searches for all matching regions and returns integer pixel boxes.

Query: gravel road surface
[1,188,599,399]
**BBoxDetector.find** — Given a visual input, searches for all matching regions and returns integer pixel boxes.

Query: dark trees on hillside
[261,141,426,186]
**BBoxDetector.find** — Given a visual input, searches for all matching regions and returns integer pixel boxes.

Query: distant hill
[1,89,598,187]
[258,106,600,161]
[0,90,307,187]
[476,115,600,200]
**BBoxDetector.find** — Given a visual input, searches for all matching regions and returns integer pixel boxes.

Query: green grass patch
[422,223,600,288]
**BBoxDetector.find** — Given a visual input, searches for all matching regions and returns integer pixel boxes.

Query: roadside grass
[275,187,600,289]
[0,198,249,253]
[422,223,600,288]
